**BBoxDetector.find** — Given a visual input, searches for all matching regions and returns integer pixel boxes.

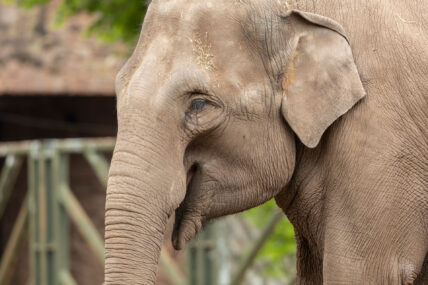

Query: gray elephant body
[105,0,428,284]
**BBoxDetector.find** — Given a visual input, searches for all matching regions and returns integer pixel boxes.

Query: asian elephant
[104,0,428,284]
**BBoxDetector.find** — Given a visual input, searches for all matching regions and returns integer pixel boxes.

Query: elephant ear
[280,10,366,148]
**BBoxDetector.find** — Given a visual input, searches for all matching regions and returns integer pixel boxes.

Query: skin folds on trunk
[105,137,183,285]
[105,186,167,284]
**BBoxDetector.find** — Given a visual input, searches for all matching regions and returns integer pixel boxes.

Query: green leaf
[9,0,149,44]
[241,200,297,279]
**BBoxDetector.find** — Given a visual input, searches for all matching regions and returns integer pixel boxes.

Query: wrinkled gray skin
[105,0,428,284]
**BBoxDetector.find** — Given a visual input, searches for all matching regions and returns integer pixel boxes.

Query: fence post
[188,223,218,285]
[28,141,74,285]
[28,141,42,285]
[52,148,73,284]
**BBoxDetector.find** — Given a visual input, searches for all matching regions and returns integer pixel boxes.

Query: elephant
[104,0,428,284]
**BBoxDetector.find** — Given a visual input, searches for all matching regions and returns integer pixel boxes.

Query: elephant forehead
[150,0,246,18]
[147,0,249,42]
[129,1,250,74]
[117,0,272,110]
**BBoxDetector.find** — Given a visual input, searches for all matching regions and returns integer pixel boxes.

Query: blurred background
[0,0,296,284]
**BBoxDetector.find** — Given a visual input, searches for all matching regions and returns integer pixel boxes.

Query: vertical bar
[215,219,231,285]
[196,238,205,285]
[38,147,48,285]
[29,141,41,285]
[52,151,71,284]
[203,225,215,285]
[188,223,218,285]
[187,244,198,285]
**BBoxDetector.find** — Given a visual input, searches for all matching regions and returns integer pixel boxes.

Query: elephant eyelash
[188,89,209,96]
[185,86,210,98]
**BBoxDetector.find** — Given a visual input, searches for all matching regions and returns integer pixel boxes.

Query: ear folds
[280,10,366,148]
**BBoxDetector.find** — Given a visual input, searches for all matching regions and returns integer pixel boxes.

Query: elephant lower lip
[172,214,201,250]
[171,215,190,250]
[172,202,184,247]
[172,164,200,250]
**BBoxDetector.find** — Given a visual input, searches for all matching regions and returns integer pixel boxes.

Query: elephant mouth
[171,163,202,250]
[186,164,197,188]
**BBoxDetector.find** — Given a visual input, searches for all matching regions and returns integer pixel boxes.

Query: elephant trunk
[105,130,185,284]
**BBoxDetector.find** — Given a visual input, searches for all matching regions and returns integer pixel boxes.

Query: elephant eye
[189,98,206,111]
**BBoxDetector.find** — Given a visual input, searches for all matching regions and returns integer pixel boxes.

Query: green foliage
[8,0,148,43]
[242,200,296,278]
[14,0,50,7]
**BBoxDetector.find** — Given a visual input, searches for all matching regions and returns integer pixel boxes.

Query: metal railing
[0,138,282,285]
[0,138,114,285]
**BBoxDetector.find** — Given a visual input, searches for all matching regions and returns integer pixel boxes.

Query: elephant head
[105,0,365,284]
